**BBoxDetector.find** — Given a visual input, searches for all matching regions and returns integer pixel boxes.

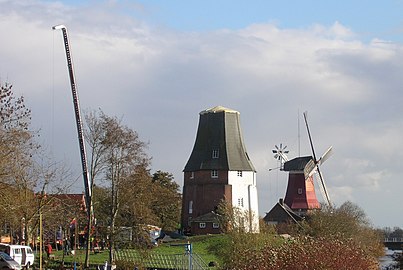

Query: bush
[223,235,379,270]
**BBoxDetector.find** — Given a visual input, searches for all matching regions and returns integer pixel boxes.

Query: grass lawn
[44,234,226,269]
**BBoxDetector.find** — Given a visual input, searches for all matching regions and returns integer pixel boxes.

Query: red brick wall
[191,222,221,235]
[181,170,232,233]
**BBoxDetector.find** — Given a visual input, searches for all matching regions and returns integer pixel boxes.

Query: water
[379,248,400,270]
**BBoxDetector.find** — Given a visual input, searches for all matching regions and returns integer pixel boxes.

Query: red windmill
[275,112,332,213]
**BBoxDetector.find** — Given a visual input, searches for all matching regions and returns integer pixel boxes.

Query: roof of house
[47,193,87,209]
[191,212,220,223]
[263,199,304,224]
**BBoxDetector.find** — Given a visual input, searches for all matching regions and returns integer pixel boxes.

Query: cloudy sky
[1,0,403,228]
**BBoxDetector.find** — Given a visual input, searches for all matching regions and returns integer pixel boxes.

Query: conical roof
[184,106,255,172]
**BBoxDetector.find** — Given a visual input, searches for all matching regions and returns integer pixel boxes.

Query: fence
[115,249,210,270]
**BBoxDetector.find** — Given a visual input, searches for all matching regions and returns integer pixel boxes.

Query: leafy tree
[151,171,181,231]
[389,227,403,239]
[302,201,384,258]
[216,199,257,233]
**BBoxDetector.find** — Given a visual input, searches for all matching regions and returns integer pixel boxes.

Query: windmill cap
[200,106,239,115]
[283,156,313,171]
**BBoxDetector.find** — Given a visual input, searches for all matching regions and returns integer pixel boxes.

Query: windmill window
[211,170,218,178]
[189,201,193,214]
[199,222,206,229]
[298,188,303,195]
[212,149,219,158]
[237,171,242,177]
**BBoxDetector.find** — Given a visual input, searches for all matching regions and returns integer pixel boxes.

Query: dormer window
[211,170,218,178]
[212,149,219,159]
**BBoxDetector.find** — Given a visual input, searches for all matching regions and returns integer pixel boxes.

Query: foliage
[381,226,403,239]
[301,201,384,258]
[85,110,151,262]
[222,234,379,270]
[0,82,65,246]
[216,199,257,233]
[85,110,182,261]
[216,201,382,269]
[151,171,181,231]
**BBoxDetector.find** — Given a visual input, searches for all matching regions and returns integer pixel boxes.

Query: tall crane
[52,24,93,267]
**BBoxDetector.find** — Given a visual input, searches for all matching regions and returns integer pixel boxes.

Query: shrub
[223,235,379,270]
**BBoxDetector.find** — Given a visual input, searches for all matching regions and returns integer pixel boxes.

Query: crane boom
[52,24,92,218]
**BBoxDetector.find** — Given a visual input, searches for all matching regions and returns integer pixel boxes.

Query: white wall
[228,170,260,232]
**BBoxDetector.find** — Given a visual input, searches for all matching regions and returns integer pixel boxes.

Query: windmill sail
[303,111,332,206]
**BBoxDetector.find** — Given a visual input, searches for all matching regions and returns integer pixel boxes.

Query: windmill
[272,143,289,164]
[277,112,333,213]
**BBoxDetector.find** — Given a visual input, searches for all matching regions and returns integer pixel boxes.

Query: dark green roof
[192,212,220,223]
[283,156,313,171]
[184,106,255,172]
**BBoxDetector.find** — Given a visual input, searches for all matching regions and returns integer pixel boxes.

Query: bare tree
[84,110,151,262]
[0,82,72,246]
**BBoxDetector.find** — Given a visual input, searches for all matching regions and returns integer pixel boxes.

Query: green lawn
[41,234,226,269]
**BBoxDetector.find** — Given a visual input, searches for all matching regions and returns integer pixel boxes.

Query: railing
[384,238,403,243]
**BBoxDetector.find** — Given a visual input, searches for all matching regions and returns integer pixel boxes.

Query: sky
[1,0,403,228]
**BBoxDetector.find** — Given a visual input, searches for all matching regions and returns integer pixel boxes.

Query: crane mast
[52,25,93,268]
[52,24,92,217]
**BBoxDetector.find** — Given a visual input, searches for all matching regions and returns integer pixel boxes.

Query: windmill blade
[303,112,332,206]
[316,165,331,206]
[272,144,289,162]
[304,159,317,178]
[319,146,333,165]
[303,111,318,162]
[278,151,289,162]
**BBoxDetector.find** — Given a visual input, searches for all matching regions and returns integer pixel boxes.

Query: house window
[237,171,242,177]
[211,170,218,178]
[298,188,303,195]
[213,223,219,229]
[199,222,206,229]
[237,198,244,207]
[189,201,193,214]
[190,172,194,179]
[212,149,219,158]
[188,217,192,226]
